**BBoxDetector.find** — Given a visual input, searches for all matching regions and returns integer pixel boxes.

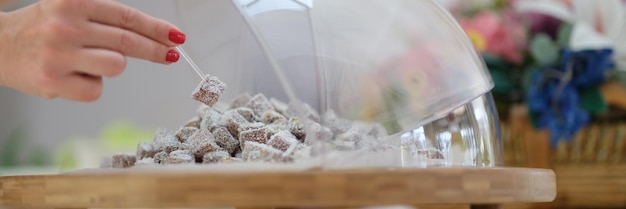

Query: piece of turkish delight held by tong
[192,74,227,107]
[176,45,227,108]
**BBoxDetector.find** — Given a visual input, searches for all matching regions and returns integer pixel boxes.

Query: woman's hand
[0,0,185,102]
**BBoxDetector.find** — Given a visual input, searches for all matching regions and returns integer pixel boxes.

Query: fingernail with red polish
[166,50,180,63]
[168,29,186,44]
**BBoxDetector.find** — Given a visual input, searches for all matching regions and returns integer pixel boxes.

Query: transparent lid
[168,0,498,169]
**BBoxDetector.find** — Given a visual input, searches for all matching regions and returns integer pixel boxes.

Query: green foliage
[556,23,574,47]
[530,33,560,66]
[579,86,609,116]
[54,140,78,171]
[484,53,515,94]
[0,128,24,167]
[0,127,52,167]
[100,120,154,152]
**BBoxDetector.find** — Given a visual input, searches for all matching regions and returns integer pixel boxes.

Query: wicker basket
[501,105,626,209]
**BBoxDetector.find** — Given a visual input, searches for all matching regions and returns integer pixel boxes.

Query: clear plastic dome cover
[175,0,502,168]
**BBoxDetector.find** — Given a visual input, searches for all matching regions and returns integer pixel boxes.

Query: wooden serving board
[0,166,556,209]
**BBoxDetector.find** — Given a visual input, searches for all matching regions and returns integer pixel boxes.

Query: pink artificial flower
[459,11,528,64]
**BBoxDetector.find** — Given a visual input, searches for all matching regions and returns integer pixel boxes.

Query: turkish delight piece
[178,143,190,151]
[135,157,155,166]
[224,110,250,137]
[261,110,287,124]
[166,150,195,164]
[153,151,168,164]
[152,128,181,153]
[304,122,333,145]
[188,129,223,159]
[175,127,198,143]
[220,156,244,163]
[136,142,157,160]
[191,74,226,107]
[234,149,243,158]
[212,127,239,155]
[264,122,287,141]
[234,107,255,122]
[267,130,299,152]
[334,140,356,151]
[355,135,380,150]
[287,117,306,140]
[417,149,445,160]
[368,123,388,138]
[284,101,320,123]
[343,122,387,149]
[290,144,312,159]
[183,116,201,128]
[242,141,286,162]
[334,128,363,150]
[245,94,274,119]
[112,154,136,168]
[322,110,352,135]
[230,93,251,109]
[202,150,231,164]
[199,107,225,132]
[239,127,268,149]
[196,104,214,116]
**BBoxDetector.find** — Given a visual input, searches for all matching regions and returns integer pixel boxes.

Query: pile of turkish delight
[102,74,389,169]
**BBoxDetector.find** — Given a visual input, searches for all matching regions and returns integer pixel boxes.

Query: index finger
[85,0,186,46]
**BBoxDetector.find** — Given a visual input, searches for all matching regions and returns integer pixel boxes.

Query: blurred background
[1,0,625,208]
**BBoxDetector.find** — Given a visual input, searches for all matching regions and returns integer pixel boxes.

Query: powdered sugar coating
[117,93,400,168]
[287,117,306,140]
[175,127,198,143]
[135,157,155,166]
[188,129,223,159]
[192,74,226,107]
[304,122,333,145]
[183,116,201,128]
[153,151,168,164]
[202,150,231,164]
[220,156,244,163]
[166,150,195,164]
[264,123,286,141]
[199,107,225,132]
[336,130,363,149]
[153,128,181,153]
[267,130,299,152]
[112,154,136,168]
[242,141,286,162]
[179,143,190,151]
[212,127,239,155]
[261,110,287,124]
[322,110,353,135]
[229,93,251,109]
[368,123,388,138]
[234,107,255,122]
[239,127,268,149]
[284,101,320,123]
[245,94,274,119]
[224,110,250,137]
[136,142,157,160]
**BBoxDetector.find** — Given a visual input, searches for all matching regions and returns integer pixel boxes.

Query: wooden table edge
[0,167,557,209]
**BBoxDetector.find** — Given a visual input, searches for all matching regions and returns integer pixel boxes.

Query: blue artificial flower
[527,48,613,147]
[560,48,615,87]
